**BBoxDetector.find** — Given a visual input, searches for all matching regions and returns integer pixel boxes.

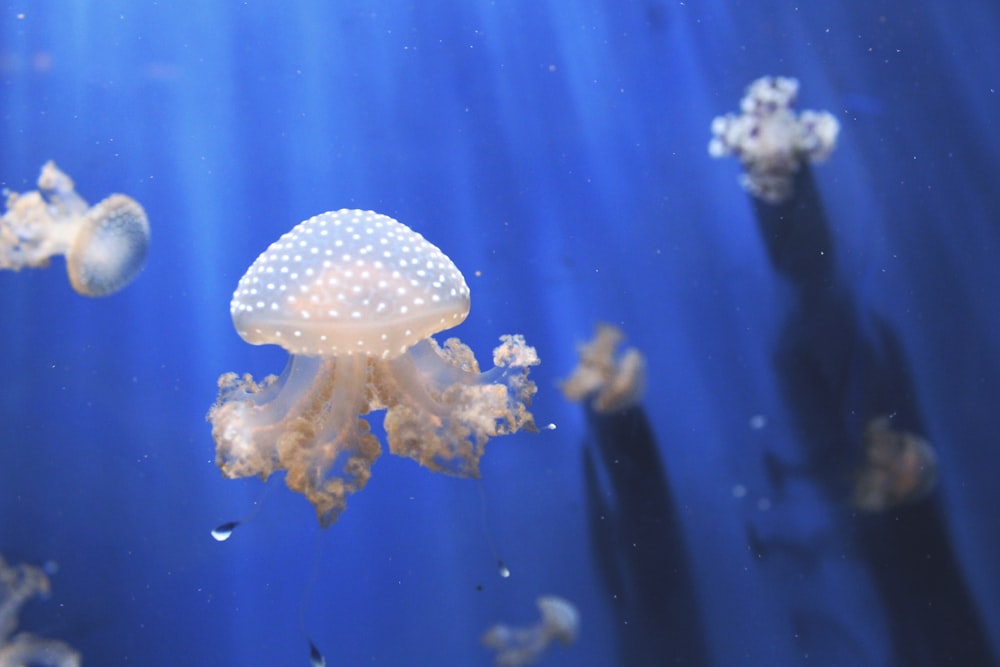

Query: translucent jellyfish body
[0,554,81,667]
[1,161,149,296]
[482,595,580,667]
[208,209,539,526]
[560,323,646,413]
[709,76,840,204]
[852,416,938,512]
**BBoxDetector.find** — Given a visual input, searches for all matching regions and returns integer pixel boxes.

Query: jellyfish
[207,209,540,527]
[0,554,81,667]
[852,416,938,512]
[482,595,580,667]
[1,161,149,296]
[708,76,840,204]
[559,322,646,413]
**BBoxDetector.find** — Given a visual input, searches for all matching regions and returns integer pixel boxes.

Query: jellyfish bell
[66,194,150,297]
[209,209,538,527]
[230,209,470,358]
[537,595,580,645]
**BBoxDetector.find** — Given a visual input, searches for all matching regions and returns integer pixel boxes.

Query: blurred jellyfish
[852,416,938,512]
[207,209,540,527]
[708,76,840,204]
[482,595,579,667]
[0,554,81,667]
[1,161,149,296]
[559,322,645,413]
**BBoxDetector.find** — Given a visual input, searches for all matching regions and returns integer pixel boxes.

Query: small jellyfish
[852,416,938,512]
[308,639,325,667]
[210,521,240,542]
[207,209,540,527]
[0,553,81,667]
[708,76,840,204]
[559,322,646,413]
[482,595,580,667]
[1,161,149,296]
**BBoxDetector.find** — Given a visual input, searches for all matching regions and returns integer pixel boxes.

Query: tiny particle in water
[498,560,511,578]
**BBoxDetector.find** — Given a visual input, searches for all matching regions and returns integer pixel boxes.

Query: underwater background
[2,1,999,665]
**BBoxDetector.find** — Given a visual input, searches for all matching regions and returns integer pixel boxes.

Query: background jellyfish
[708,76,840,204]
[0,554,81,667]
[208,209,539,527]
[852,416,938,512]
[559,322,646,413]
[1,161,150,296]
[481,595,580,667]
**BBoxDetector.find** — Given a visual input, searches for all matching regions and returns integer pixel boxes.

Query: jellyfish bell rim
[66,193,150,297]
[232,303,471,359]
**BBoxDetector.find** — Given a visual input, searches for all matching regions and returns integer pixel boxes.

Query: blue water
[2,2,998,665]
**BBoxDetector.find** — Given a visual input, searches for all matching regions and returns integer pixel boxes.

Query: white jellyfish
[207,209,540,527]
[559,323,646,413]
[482,595,580,667]
[1,161,150,296]
[708,76,840,204]
[0,554,81,667]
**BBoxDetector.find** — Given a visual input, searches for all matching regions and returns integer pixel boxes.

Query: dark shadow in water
[855,497,997,667]
[755,168,997,666]
[583,404,709,666]
[752,168,835,285]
